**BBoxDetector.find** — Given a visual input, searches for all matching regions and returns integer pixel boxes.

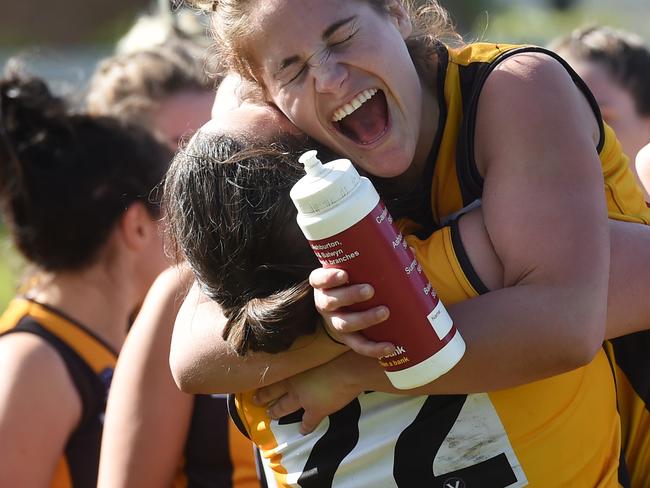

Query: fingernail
[383,345,396,356]
[336,270,348,282]
[377,306,389,321]
[360,285,373,299]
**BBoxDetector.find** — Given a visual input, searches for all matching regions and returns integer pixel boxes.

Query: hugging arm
[257,211,650,432]
[170,280,348,394]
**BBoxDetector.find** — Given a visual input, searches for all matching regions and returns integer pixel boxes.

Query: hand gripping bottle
[290,150,466,389]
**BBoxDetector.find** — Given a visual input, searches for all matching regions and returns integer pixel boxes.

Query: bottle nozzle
[299,150,324,176]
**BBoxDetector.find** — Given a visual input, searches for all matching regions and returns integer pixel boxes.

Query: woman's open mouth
[332,88,389,146]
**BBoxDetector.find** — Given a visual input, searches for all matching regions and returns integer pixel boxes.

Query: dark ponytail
[164,132,326,355]
[0,63,173,272]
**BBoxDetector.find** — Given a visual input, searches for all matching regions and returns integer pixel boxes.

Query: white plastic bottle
[290,150,466,389]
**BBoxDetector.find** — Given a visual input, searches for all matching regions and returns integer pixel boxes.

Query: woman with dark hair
[0,65,171,487]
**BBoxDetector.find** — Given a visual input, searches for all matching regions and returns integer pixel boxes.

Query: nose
[312,57,348,94]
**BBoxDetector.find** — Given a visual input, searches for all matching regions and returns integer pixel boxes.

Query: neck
[27,265,134,352]
[388,66,440,194]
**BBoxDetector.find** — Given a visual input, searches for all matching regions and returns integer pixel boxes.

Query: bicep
[476,53,609,292]
[0,334,81,486]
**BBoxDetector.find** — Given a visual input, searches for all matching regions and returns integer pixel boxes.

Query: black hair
[0,63,173,272]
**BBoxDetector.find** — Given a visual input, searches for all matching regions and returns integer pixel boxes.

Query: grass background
[0,227,21,311]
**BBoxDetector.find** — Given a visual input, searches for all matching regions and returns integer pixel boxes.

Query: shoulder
[0,332,82,483]
[479,49,587,116]
[0,331,82,426]
[475,50,600,172]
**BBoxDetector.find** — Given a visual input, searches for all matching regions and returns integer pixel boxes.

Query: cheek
[276,89,315,130]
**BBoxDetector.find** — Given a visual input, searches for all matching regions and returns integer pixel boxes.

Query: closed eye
[330,28,358,49]
[285,64,308,85]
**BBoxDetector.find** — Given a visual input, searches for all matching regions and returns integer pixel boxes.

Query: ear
[118,202,157,253]
[386,0,413,40]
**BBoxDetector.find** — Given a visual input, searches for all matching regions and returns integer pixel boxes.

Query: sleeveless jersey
[232,221,622,487]
[0,298,117,488]
[173,393,262,488]
[424,42,650,226]
[425,42,650,486]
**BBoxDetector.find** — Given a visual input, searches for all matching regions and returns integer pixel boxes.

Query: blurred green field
[0,227,21,311]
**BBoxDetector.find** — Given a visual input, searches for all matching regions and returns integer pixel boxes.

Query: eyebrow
[275,15,357,76]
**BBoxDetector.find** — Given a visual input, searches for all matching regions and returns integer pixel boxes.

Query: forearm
[604,219,650,338]
[338,286,604,395]
[99,267,195,488]
[170,282,347,394]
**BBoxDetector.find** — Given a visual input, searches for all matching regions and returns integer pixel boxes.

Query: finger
[314,284,375,312]
[309,268,348,289]
[339,332,395,359]
[300,410,326,435]
[266,394,302,420]
[254,382,289,406]
[328,306,390,333]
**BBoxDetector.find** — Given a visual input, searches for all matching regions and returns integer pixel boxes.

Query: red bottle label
[309,202,458,372]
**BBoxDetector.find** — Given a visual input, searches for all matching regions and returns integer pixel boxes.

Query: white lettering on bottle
[392,233,403,248]
[376,206,389,224]
[311,240,342,251]
[380,345,407,359]
[405,258,417,275]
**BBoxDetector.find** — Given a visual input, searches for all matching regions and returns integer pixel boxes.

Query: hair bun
[1,68,65,134]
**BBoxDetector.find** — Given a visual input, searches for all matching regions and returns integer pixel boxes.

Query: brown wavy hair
[163,131,336,355]
[187,0,462,81]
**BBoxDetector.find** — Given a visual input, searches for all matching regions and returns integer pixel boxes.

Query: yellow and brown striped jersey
[423,42,650,486]
[0,298,117,488]
[423,42,650,226]
[232,222,622,487]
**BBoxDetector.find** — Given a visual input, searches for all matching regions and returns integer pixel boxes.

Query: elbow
[558,314,606,371]
[169,344,203,394]
[561,336,602,370]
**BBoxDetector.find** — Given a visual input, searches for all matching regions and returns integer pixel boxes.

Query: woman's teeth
[332,88,378,122]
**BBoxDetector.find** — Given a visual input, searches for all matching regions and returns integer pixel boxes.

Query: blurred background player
[551,25,650,200]
[0,63,171,487]
[88,8,263,487]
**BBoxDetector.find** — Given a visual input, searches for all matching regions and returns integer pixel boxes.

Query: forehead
[246,0,368,59]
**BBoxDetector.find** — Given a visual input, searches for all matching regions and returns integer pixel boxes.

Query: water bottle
[290,150,465,389]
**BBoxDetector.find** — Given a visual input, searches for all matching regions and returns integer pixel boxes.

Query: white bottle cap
[290,150,362,215]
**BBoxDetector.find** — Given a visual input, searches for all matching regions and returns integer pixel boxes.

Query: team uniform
[173,394,262,488]
[0,298,117,488]
[231,222,621,487]
[605,335,650,487]
[229,43,650,487]
[420,42,650,487]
